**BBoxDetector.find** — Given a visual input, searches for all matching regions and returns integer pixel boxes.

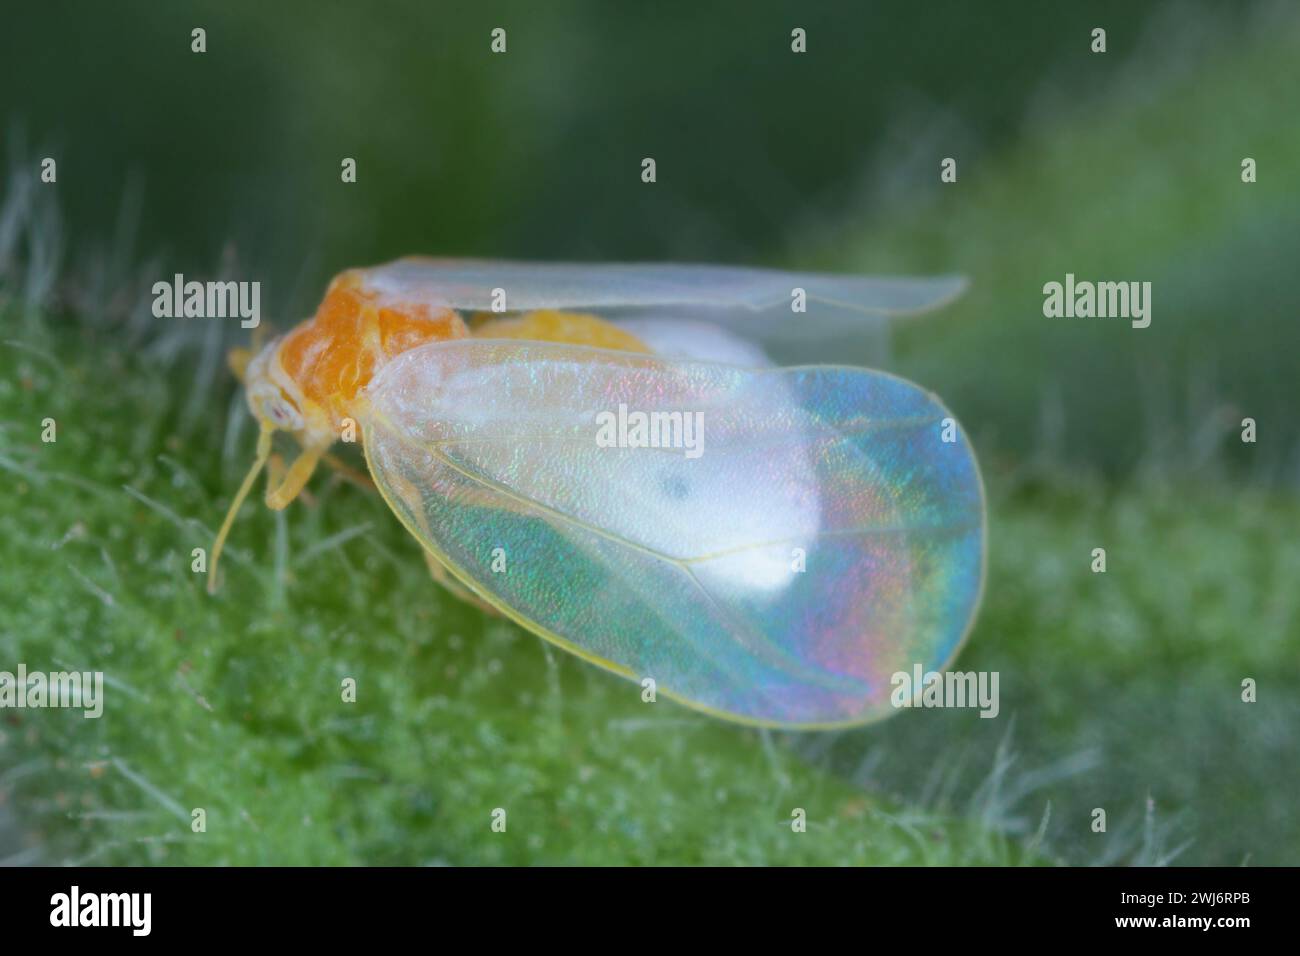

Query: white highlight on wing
[614,318,775,367]
[365,339,816,596]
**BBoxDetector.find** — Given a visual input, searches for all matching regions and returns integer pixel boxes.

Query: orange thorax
[277,271,468,420]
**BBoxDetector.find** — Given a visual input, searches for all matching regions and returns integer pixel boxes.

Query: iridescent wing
[355,258,966,345]
[358,339,984,727]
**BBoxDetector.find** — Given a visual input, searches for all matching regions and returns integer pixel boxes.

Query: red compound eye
[263,395,302,430]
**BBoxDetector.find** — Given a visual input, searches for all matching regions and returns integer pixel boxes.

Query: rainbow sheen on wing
[359,339,984,727]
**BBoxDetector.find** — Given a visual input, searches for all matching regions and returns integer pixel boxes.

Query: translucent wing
[356,258,966,345]
[358,339,985,727]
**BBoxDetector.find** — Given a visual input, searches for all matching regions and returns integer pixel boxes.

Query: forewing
[359,339,984,727]
[357,258,966,345]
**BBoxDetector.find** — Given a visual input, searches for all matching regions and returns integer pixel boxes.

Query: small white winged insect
[209,258,985,728]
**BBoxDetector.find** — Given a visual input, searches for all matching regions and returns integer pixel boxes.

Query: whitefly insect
[209,258,985,728]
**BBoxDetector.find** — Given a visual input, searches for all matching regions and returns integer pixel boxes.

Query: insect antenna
[207,423,274,594]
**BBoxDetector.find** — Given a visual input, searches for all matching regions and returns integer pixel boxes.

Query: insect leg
[321,451,375,491]
[265,446,326,510]
[421,549,501,617]
[266,451,286,490]
[207,424,274,593]
[383,466,501,617]
[267,451,320,507]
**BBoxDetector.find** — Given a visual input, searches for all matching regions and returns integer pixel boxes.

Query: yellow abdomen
[471,309,650,353]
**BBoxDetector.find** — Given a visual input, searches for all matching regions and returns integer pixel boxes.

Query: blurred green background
[1,0,1297,865]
